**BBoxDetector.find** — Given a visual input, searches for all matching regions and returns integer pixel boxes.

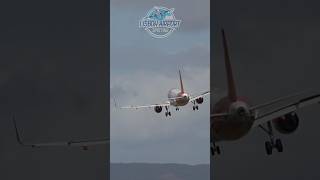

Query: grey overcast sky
[110,0,210,165]
[212,0,320,179]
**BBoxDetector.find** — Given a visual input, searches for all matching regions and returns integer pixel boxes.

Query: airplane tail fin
[179,70,185,93]
[222,29,237,102]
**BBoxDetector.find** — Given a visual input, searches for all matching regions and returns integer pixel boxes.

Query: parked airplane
[119,70,210,117]
[211,29,320,156]
[13,115,109,150]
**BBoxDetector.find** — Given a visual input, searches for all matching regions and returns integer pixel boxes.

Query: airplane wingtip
[12,113,26,146]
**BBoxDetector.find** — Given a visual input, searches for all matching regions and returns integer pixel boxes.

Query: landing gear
[211,142,221,156]
[176,107,180,111]
[265,141,272,155]
[192,101,199,111]
[259,121,283,155]
[275,138,283,152]
[165,106,171,117]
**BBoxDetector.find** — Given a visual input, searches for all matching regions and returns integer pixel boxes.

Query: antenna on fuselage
[222,29,237,102]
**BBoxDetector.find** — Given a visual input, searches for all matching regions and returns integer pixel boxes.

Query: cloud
[111,43,210,75]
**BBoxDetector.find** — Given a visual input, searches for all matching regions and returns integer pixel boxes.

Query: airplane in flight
[211,29,320,156]
[118,70,210,117]
[13,115,109,150]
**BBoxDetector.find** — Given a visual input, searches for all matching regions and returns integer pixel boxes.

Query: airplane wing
[189,91,210,102]
[120,102,170,109]
[250,91,310,110]
[13,115,109,150]
[252,93,320,128]
[211,113,228,118]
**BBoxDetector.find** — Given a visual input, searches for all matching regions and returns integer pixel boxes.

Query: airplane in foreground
[119,70,210,117]
[211,29,320,156]
[13,115,109,150]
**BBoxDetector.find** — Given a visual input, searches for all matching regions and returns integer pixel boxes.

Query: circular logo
[139,6,181,38]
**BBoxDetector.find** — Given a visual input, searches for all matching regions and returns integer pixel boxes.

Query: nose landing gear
[165,106,171,117]
[259,121,283,155]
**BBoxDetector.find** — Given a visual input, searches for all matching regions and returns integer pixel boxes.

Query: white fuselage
[167,89,190,107]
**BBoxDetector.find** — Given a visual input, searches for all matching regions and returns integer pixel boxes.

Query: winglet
[12,114,26,146]
[222,29,237,102]
[179,70,185,93]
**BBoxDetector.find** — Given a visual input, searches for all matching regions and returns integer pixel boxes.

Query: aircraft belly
[175,98,188,106]
[212,117,253,142]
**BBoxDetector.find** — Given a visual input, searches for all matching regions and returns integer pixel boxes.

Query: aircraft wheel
[196,105,199,110]
[211,147,214,156]
[265,141,272,155]
[216,146,221,154]
[165,112,168,117]
[168,112,171,116]
[275,139,283,152]
[193,106,195,111]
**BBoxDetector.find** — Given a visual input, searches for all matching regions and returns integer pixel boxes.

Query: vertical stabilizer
[179,70,185,93]
[222,29,237,102]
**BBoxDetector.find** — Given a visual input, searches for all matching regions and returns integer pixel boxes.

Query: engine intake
[196,97,204,104]
[154,106,162,113]
[272,113,299,134]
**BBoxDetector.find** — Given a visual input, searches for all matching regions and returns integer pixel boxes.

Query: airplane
[211,29,320,156]
[13,114,109,150]
[118,70,210,117]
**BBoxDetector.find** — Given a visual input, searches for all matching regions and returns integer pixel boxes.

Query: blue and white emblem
[139,6,181,38]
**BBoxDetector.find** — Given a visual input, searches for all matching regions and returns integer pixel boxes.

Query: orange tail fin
[222,29,237,102]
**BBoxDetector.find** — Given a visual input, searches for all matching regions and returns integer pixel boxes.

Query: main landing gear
[211,141,221,156]
[192,101,199,111]
[165,106,171,117]
[259,121,283,155]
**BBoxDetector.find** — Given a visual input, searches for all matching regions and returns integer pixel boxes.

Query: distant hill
[110,163,209,180]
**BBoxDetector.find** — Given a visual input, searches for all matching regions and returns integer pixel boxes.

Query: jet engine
[154,106,162,113]
[272,113,299,134]
[196,97,204,104]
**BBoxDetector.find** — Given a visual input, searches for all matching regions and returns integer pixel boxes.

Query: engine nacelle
[272,113,299,134]
[196,97,204,104]
[154,106,162,113]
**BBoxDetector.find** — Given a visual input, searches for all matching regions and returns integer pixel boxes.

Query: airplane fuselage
[212,97,254,142]
[168,88,190,107]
